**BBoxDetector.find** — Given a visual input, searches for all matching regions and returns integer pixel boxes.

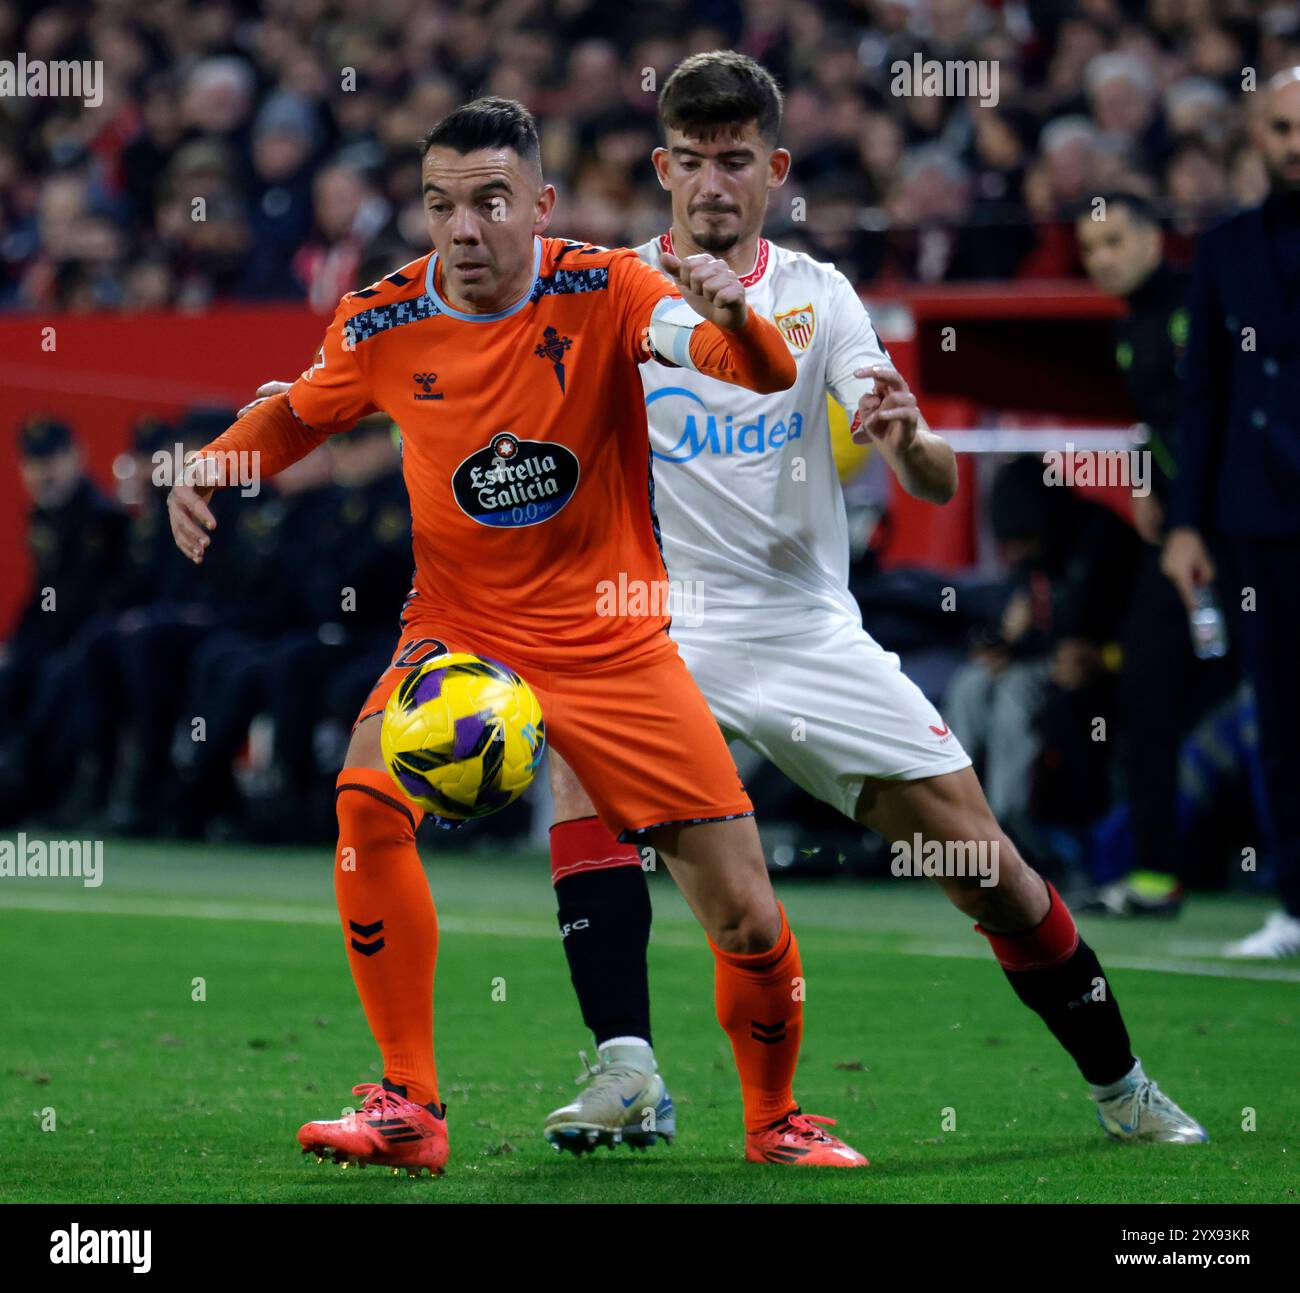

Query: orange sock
[709,903,802,1132]
[334,767,439,1107]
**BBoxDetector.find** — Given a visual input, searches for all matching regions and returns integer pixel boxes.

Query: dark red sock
[551,816,653,1045]
[977,882,1135,1086]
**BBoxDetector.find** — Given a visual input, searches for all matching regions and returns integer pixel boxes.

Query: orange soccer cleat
[297,1081,450,1177]
[745,1111,869,1167]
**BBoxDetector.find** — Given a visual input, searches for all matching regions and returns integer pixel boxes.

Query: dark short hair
[1074,190,1159,228]
[18,415,73,460]
[421,96,541,172]
[659,50,783,147]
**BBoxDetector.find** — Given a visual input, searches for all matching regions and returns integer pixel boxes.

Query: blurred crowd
[4,0,1300,312]
[0,409,414,841]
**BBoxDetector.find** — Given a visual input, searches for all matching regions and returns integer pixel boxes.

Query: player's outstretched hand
[660,252,748,331]
[238,380,292,419]
[852,365,920,452]
[167,455,220,565]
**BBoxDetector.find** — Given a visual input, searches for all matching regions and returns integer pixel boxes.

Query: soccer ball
[380,654,546,821]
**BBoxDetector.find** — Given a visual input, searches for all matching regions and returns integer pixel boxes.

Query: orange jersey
[294,238,685,668]
[203,237,794,670]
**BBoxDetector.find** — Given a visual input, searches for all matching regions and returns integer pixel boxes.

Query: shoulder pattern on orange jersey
[338,241,632,348]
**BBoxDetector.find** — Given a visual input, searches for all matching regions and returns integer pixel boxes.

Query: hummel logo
[412,372,444,401]
[533,326,572,393]
[750,1018,787,1046]
[929,722,951,738]
[350,918,386,957]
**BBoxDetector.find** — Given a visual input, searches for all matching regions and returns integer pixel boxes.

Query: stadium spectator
[90,411,235,834]
[293,162,389,312]
[1084,52,1165,170]
[0,417,127,824]
[246,415,413,840]
[239,94,323,299]
[155,442,317,831]
[1020,117,1108,278]
[38,415,201,828]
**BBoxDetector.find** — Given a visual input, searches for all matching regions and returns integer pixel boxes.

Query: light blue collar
[424,237,542,321]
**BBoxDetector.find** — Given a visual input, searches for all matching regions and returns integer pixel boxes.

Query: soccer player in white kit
[540,51,1206,1158]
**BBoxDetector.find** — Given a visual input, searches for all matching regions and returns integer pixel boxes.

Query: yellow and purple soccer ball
[380,653,545,821]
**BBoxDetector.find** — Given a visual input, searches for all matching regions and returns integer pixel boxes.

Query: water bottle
[1189,586,1228,660]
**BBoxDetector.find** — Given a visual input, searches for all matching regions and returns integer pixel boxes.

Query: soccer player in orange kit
[166,97,868,1174]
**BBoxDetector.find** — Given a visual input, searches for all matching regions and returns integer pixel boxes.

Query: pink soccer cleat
[297,1081,450,1177]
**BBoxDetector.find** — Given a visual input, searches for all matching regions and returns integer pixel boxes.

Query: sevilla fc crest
[774,303,815,351]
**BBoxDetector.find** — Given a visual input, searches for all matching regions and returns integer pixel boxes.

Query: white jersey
[631,233,970,807]
[635,233,889,639]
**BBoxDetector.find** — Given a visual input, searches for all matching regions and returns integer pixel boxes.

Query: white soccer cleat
[1221,910,1300,959]
[1091,1060,1208,1144]
[544,1043,675,1155]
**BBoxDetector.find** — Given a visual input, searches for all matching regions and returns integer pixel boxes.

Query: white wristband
[647,296,703,371]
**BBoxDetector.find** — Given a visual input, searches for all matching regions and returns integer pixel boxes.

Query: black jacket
[1170,194,1300,538]
[16,478,127,654]
[1114,262,1188,506]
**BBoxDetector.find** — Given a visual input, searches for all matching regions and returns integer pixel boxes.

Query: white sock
[1089,1057,1143,1101]
[597,1036,651,1052]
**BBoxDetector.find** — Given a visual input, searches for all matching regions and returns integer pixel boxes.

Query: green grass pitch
[1,839,1295,1203]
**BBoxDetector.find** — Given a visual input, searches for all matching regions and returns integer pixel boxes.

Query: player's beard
[691,225,742,255]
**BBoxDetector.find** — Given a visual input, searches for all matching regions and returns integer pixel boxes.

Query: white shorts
[673,611,972,820]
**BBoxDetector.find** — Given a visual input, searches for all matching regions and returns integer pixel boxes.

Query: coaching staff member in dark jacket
[1162,68,1300,958]
[1075,193,1235,916]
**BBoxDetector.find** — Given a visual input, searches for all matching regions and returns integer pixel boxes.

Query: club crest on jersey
[774,303,815,351]
[533,325,573,392]
[452,431,580,528]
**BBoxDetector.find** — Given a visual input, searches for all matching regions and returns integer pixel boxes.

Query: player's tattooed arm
[851,365,958,505]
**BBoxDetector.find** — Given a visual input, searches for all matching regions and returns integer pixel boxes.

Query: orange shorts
[354,623,753,840]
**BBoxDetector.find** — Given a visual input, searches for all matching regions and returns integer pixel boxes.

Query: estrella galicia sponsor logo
[647,387,803,463]
[452,432,580,528]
